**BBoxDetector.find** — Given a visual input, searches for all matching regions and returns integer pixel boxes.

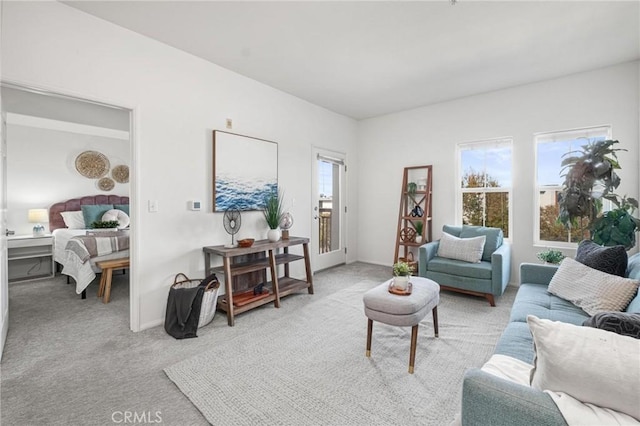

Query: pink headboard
[49,195,130,232]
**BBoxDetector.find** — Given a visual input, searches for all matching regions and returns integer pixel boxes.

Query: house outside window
[535,125,611,246]
[458,138,512,238]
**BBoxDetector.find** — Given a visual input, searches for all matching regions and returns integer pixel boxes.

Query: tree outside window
[535,126,610,244]
[459,140,512,237]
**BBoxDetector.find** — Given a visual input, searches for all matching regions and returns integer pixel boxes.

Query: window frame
[456,137,513,239]
[533,125,612,248]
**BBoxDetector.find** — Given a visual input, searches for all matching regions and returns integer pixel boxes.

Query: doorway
[311,147,346,271]
[0,82,136,347]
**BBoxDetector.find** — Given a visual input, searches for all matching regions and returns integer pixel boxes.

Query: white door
[311,147,346,271]
[0,109,8,360]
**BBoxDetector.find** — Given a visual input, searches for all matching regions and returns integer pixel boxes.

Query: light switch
[148,200,159,213]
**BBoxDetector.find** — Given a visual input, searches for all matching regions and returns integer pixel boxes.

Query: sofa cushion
[548,258,640,315]
[509,283,589,325]
[528,315,640,421]
[436,232,486,263]
[459,225,504,262]
[494,321,536,364]
[428,257,492,280]
[583,311,640,339]
[575,240,627,277]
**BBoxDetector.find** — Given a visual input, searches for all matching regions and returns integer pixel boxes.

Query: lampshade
[28,209,48,223]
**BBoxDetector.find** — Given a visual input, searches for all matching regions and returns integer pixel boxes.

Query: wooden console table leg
[284,246,290,278]
[223,258,235,326]
[269,249,280,308]
[303,242,314,294]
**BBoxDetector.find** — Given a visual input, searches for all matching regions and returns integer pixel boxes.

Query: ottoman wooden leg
[432,306,439,338]
[366,319,373,357]
[409,324,419,374]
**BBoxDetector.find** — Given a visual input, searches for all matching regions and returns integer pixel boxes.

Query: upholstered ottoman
[363,276,440,373]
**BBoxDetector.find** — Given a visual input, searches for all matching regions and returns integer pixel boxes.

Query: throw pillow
[114,204,130,216]
[527,315,640,420]
[81,204,114,229]
[437,232,486,263]
[60,211,85,229]
[459,225,503,262]
[102,209,130,229]
[575,240,627,277]
[583,312,640,339]
[548,257,639,315]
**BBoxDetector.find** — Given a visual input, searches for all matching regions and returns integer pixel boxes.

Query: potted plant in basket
[536,249,565,265]
[262,190,284,242]
[393,261,412,291]
[558,139,640,249]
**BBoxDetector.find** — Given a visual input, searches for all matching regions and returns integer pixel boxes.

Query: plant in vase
[536,249,565,265]
[557,139,640,249]
[392,261,412,291]
[414,220,424,243]
[262,190,284,242]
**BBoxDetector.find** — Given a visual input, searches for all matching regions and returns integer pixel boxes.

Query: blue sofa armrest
[462,369,567,426]
[519,263,558,287]
[418,241,439,277]
[491,242,511,296]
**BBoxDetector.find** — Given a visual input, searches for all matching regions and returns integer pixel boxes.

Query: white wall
[6,123,130,235]
[357,62,640,283]
[1,1,358,330]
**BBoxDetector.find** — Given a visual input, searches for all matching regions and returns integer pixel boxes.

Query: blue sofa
[419,225,511,306]
[460,254,640,425]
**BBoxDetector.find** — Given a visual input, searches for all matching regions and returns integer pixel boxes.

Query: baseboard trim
[1,307,8,362]
[139,318,163,332]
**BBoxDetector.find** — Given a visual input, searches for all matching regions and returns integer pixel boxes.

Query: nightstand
[7,235,55,283]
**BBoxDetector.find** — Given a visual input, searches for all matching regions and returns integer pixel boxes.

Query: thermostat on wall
[188,200,202,211]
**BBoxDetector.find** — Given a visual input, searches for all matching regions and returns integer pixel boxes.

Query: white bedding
[52,228,129,294]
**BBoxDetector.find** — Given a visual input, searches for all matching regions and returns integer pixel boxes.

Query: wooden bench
[97,258,130,303]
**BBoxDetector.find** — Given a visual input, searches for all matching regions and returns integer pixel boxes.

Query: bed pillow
[102,209,130,229]
[527,315,640,420]
[114,204,130,216]
[437,232,486,263]
[575,240,627,277]
[81,204,114,228]
[548,257,639,315]
[60,211,86,229]
[583,312,640,339]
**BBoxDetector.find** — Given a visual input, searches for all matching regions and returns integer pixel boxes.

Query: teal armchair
[419,225,511,306]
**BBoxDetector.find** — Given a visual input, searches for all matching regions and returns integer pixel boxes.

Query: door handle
[6,229,15,236]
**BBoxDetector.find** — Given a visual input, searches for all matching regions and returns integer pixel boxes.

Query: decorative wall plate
[97,177,115,191]
[112,165,130,183]
[75,151,110,178]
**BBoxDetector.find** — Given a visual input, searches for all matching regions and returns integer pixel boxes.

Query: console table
[203,236,313,326]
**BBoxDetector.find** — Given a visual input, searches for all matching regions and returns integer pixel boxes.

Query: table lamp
[28,209,48,237]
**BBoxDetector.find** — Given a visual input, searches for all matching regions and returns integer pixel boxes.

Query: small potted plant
[414,220,424,244]
[536,249,565,265]
[393,261,412,290]
[262,190,284,242]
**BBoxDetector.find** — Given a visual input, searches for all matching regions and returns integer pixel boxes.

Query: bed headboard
[49,195,130,232]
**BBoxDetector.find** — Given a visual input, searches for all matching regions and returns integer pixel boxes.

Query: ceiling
[64,1,640,120]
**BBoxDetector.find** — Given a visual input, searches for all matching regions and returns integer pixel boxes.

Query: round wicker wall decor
[97,177,115,192]
[75,151,110,178]
[111,165,129,183]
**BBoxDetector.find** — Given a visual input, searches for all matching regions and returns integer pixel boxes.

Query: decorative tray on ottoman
[388,281,413,296]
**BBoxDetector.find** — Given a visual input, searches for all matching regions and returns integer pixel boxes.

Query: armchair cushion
[459,225,504,261]
[427,257,492,280]
[436,232,486,263]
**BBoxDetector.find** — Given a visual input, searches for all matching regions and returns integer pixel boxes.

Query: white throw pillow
[548,257,640,315]
[527,315,640,420]
[436,232,486,263]
[102,209,130,229]
[60,211,85,229]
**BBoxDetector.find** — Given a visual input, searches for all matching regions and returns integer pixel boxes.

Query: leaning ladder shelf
[394,165,433,267]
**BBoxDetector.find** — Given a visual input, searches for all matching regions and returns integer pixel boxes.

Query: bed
[49,195,130,296]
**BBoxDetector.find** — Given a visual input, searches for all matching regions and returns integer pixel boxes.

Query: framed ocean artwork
[212,130,278,211]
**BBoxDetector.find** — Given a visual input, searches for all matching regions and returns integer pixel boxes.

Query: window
[535,126,611,245]
[458,139,512,237]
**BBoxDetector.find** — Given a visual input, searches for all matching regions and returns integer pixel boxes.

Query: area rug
[164,281,516,425]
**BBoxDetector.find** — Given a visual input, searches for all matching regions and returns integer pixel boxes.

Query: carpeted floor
[1,263,516,425]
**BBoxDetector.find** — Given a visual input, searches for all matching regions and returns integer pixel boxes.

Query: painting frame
[212,130,278,212]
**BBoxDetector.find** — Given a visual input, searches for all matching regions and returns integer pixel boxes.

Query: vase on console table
[267,228,281,242]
